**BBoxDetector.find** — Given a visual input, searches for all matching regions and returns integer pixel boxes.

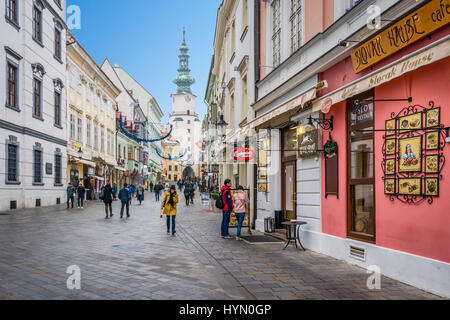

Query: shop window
[347,91,375,242]
[282,126,298,159]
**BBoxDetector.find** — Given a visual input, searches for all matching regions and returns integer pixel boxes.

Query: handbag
[160,197,167,218]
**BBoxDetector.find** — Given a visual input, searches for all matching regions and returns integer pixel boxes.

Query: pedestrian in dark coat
[137,184,145,205]
[220,179,234,239]
[118,183,131,218]
[101,183,114,219]
[66,183,76,209]
[150,182,154,193]
[77,183,86,209]
[184,183,192,206]
[113,182,118,200]
[155,182,163,201]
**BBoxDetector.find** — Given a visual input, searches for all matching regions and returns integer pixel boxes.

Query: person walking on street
[119,183,131,219]
[101,182,114,219]
[184,182,192,206]
[77,183,86,209]
[221,179,234,239]
[161,185,179,236]
[150,181,154,193]
[137,184,145,205]
[190,183,195,205]
[113,182,118,201]
[66,183,76,210]
[155,182,163,201]
[232,186,249,241]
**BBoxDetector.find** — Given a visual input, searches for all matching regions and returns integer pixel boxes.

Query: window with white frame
[33,143,43,184]
[6,136,19,184]
[101,130,105,153]
[86,83,90,101]
[70,113,75,140]
[290,0,302,53]
[86,121,91,146]
[94,126,98,150]
[69,66,74,88]
[32,1,43,44]
[76,72,81,93]
[6,0,18,25]
[107,134,110,155]
[77,117,82,143]
[272,0,281,67]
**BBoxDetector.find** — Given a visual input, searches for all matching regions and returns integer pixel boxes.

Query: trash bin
[275,210,283,229]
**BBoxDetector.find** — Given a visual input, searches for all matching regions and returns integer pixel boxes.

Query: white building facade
[0,0,67,211]
[169,30,202,178]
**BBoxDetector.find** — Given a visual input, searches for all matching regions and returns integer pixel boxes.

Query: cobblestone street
[0,193,443,300]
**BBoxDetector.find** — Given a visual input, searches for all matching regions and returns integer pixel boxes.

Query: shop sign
[321,98,333,114]
[233,148,255,162]
[354,103,374,123]
[351,0,450,73]
[88,168,94,176]
[313,38,449,113]
[211,164,220,173]
[298,129,319,158]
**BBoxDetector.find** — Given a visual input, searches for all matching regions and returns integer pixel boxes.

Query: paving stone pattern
[0,193,443,300]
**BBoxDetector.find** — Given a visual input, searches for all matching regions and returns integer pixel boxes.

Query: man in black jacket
[77,183,86,209]
[101,182,114,219]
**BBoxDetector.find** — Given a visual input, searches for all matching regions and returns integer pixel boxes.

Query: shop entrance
[282,160,297,221]
[281,126,298,222]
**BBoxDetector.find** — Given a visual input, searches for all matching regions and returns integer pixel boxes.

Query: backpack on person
[215,191,225,209]
[99,188,105,200]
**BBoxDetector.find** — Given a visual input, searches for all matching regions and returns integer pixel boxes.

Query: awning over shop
[78,159,96,168]
[312,36,450,113]
[115,166,126,172]
[249,86,317,130]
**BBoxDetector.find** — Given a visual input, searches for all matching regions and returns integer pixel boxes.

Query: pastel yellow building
[160,127,183,185]
[66,31,120,199]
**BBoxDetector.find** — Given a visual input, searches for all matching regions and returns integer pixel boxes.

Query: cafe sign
[313,37,450,113]
[351,0,450,73]
[298,129,319,158]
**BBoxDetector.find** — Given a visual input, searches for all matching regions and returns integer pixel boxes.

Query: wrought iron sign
[382,101,446,205]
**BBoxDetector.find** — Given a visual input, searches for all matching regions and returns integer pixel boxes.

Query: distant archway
[183,166,194,179]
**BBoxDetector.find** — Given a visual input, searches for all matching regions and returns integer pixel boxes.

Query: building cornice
[0,119,66,147]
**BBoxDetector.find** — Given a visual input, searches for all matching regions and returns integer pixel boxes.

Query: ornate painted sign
[351,0,450,73]
[382,101,446,204]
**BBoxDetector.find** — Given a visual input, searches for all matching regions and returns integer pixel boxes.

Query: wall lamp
[308,115,334,131]
[338,40,359,48]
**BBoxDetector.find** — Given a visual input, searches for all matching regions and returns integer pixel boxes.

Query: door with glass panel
[281,127,298,222]
[347,91,375,243]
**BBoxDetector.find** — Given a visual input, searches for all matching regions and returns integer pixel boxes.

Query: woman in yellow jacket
[161,185,179,236]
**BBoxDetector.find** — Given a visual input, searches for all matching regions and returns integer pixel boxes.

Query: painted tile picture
[425,131,440,150]
[385,119,396,136]
[425,155,439,174]
[384,178,396,195]
[398,178,422,196]
[424,178,439,197]
[399,136,422,173]
[399,112,422,133]
[426,107,440,128]
[385,139,397,155]
[385,159,396,175]
[258,183,267,192]
[258,169,267,180]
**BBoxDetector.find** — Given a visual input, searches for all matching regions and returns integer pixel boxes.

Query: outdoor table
[281,221,307,251]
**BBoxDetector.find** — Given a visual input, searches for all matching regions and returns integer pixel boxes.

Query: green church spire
[173,28,195,94]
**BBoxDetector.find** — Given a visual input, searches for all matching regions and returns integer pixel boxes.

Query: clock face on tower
[185,95,191,102]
